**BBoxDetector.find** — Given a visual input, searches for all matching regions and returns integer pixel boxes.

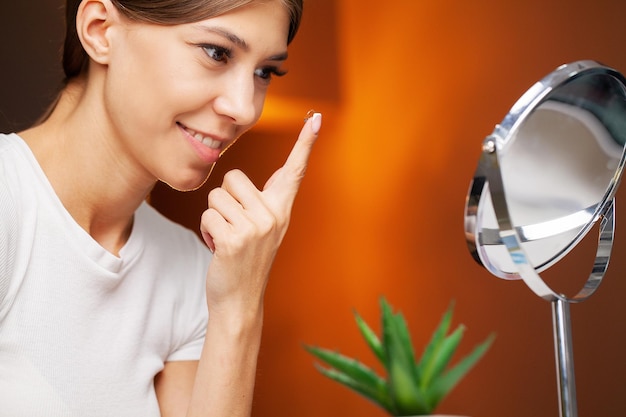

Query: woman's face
[102,0,290,190]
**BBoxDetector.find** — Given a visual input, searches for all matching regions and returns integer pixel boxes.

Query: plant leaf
[313,364,395,414]
[381,298,418,369]
[417,301,454,377]
[381,298,430,415]
[420,324,465,389]
[304,345,385,389]
[304,344,392,413]
[354,310,385,365]
[427,332,496,408]
[303,345,388,399]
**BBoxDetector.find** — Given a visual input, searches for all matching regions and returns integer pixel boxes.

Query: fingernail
[310,113,322,134]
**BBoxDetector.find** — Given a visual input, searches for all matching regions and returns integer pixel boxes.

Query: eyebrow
[193,24,289,62]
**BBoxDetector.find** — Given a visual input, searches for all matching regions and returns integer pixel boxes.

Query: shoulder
[134,201,212,269]
[136,202,205,249]
[0,133,43,192]
[0,134,27,308]
[133,202,209,361]
[0,133,28,233]
[0,133,28,159]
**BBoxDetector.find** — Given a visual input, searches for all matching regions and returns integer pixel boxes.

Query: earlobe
[76,0,117,65]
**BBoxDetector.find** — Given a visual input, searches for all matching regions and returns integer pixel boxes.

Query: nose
[212,70,259,127]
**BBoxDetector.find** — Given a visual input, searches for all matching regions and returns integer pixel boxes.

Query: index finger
[264,112,322,192]
[283,112,322,179]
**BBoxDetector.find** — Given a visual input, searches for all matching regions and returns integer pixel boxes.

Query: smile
[178,123,222,150]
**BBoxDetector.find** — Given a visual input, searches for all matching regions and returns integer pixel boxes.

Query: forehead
[189,1,291,48]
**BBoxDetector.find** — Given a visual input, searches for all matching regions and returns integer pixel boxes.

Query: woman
[0,0,321,416]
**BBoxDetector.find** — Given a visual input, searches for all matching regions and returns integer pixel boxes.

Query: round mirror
[464,60,626,417]
[464,60,626,301]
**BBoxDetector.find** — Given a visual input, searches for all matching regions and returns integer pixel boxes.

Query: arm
[155,113,321,417]
[155,312,263,417]
[155,361,198,417]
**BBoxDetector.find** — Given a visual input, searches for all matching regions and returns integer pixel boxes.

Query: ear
[75,0,119,65]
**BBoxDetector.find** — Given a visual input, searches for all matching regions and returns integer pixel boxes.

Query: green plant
[304,298,495,416]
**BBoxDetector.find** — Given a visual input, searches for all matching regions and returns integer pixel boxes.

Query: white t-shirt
[0,133,211,417]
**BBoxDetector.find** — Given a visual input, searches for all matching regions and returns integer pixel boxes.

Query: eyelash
[255,66,287,82]
[202,44,232,63]
[201,44,287,83]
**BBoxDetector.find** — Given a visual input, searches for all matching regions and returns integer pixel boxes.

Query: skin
[18,0,320,416]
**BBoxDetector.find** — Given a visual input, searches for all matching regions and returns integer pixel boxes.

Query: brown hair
[62,0,304,81]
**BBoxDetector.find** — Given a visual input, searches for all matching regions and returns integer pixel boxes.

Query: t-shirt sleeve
[166,239,211,362]
[0,167,18,308]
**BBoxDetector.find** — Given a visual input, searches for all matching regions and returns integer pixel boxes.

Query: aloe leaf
[354,310,385,365]
[417,302,454,375]
[381,299,429,415]
[427,333,496,408]
[387,357,431,415]
[303,345,386,396]
[304,298,494,417]
[381,298,418,368]
[313,364,395,414]
[420,325,465,388]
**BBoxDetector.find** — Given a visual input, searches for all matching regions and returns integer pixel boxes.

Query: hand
[200,112,322,314]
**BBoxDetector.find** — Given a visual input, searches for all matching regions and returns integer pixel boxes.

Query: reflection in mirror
[467,63,626,286]
[464,60,626,417]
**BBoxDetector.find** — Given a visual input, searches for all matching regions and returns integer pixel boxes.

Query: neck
[19,77,155,255]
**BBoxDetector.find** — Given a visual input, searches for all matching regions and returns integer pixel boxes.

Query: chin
[161,166,214,192]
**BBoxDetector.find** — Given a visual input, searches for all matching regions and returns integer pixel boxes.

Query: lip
[177,122,228,164]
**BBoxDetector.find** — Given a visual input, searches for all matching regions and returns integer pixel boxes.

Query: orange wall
[154,1,626,416]
[158,1,626,416]
[3,0,619,416]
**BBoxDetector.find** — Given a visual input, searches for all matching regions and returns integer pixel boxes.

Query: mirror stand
[552,298,577,417]
[550,199,614,417]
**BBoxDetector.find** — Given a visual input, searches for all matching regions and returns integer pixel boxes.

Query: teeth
[186,127,221,149]
[201,137,220,149]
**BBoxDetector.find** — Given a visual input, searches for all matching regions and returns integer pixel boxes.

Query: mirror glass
[465,61,626,283]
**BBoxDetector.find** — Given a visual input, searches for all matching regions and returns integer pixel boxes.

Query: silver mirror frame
[464,60,626,417]
[465,60,626,302]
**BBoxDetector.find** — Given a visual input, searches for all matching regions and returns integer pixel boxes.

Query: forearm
[186,307,264,417]
[184,111,320,417]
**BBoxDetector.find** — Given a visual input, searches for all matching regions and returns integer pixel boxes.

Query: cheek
[107,37,200,120]
[104,60,202,134]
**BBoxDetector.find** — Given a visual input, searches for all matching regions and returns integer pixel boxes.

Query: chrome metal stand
[552,299,578,417]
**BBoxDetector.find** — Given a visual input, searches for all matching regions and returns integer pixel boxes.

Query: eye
[254,66,287,84]
[201,44,232,63]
